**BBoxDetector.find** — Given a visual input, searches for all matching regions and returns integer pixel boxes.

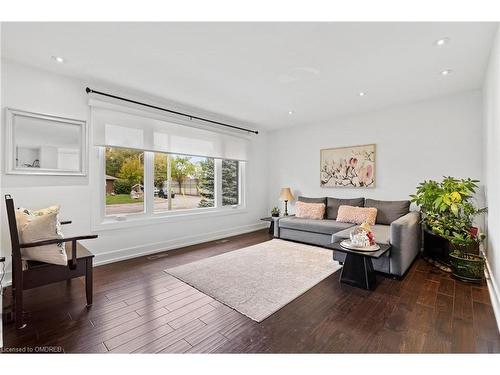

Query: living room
[1,1,500,372]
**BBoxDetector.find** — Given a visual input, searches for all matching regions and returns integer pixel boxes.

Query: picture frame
[320,143,376,188]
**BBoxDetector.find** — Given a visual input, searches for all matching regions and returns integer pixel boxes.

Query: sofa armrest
[274,215,295,237]
[389,211,421,276]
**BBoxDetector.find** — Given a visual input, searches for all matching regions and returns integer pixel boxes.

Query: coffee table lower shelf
[326,241,392,290]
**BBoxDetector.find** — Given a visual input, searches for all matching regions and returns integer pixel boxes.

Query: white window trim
[91,147,247,232]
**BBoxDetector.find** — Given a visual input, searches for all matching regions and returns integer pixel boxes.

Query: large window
[93,103,248,223]
[105,147,144,216]
[153,153,215,212]
[104,149,242,219]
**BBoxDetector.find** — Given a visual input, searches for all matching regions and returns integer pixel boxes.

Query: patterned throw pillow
[336,205,378,225]
[15,205,67,266]
[295,201,326,220]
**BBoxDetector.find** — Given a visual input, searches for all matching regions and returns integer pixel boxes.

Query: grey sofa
[276,197,421,277]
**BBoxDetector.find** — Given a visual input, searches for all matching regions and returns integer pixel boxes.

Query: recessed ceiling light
[434,37,450,47]
[288,111,294,115]
[440,69,453,76]
[51,56,65,63]
[359,92,366,97]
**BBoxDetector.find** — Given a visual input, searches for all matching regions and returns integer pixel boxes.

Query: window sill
[92,206,248,232]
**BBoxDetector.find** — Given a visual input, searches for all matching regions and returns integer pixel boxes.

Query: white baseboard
[484,255,500,333]
[0,222,268,286]
[93,222,267,266]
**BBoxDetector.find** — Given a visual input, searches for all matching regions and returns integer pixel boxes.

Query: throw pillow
[326,197,365,220]
[297,196,327,218]
[336,205,378,225]
[16,206,67,266]
[15,209,32,236]
[364,199,410,225]
[32,205,60,217]
[295,201,326,220]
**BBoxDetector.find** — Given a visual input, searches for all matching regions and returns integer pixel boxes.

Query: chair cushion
[332,224,391,245]
[365,199,410,225]
[326,197,365,219]
[18,208,67,266]
[336,205,377,225]
[295,201,326,220]
[279,216,355,235]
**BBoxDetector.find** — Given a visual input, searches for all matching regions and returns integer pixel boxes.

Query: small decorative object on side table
[270,206,280,217]
[326,240,391,290]
[279,187,294,216]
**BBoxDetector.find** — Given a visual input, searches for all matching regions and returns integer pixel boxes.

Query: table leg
[340,253,377,290]
[268,221,274,235]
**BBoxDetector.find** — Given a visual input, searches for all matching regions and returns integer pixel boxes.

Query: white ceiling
[2,22,498,130]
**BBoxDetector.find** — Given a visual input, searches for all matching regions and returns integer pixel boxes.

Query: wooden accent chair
[5,195,98,329]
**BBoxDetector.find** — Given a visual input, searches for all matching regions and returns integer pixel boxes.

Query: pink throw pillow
[336,205,377,225]
[295,201,325,220]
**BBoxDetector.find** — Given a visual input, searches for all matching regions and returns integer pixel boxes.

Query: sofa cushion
[295,201,326,220]
[336,205,377,225]
[326,197,365,219]
[298,196,327,204]
[365,199,410,225]
[279,216,355,235]
[332,224,391,245]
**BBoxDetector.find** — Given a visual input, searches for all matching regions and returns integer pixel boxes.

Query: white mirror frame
[5,108,87,176]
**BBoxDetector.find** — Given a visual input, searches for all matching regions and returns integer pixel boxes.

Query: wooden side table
[260,216,280,235]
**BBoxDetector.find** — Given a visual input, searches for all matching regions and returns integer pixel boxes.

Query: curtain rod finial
[85,87,91,94]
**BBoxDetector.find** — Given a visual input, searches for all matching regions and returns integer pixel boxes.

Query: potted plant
[271,206,280,217]
[448,229,486,282]
[410,177,487,282]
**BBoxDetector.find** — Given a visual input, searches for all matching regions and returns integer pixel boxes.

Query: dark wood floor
[2,229,499,353]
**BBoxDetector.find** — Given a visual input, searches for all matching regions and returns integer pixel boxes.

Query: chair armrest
[19,235,98,248]
[60,220,72,225]
[389,212,421,276]
[20,234,97,270]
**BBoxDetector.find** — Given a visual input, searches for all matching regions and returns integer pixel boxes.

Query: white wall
[483,26,500,329]
[267,90,484,212]
[0,61,269,283]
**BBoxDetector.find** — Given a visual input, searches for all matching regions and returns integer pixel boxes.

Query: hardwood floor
[2,229,499,353]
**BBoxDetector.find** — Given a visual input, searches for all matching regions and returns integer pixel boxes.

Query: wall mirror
[6,108,87,176]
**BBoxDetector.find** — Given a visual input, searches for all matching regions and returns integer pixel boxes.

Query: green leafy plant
[113,179,134,195]
[198,158,215,208]
[118,156,144,184]
[271,206,280,216]
[410,177,487,254]
[170,156,196,194]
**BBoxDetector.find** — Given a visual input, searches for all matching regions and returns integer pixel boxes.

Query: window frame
[94,147,246,231]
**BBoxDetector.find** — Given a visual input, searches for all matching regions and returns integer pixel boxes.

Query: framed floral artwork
[320,144,376,188]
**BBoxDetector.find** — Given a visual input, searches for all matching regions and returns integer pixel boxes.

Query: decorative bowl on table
[340,239,380,252]
[340,222,380,251]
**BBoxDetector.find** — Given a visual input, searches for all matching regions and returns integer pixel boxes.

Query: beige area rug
[165,239,341,322]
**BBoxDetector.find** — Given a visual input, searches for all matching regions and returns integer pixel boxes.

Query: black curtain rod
[85,87,258,135]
